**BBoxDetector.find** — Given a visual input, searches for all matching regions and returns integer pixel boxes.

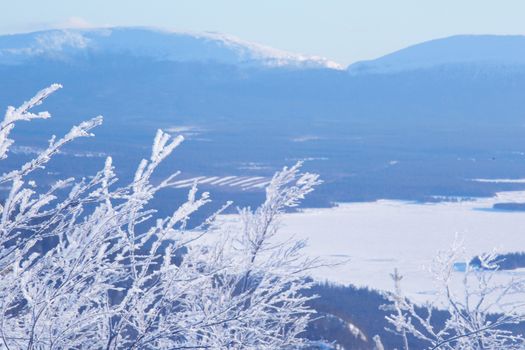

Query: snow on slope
[0,27,342,69]
[171,175,270,189]
[348,35,525,74]
[472,178,525,184]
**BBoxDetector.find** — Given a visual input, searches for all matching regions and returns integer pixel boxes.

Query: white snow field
[218,190,525,302]
[171,175,270,189]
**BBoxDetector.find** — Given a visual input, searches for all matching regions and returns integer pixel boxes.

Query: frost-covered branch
[1,116,103,183]
[0,84,62,160]
[383,241,525,349]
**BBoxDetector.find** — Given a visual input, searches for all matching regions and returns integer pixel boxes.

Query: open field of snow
[219,190,525,302]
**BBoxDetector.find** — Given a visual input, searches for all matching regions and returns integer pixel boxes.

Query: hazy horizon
[2,0,525,65]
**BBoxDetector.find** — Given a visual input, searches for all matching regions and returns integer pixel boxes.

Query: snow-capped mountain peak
[0,27,343,70]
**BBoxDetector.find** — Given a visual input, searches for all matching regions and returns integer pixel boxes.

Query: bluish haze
[2,28,525,210]
[1,0,525,65]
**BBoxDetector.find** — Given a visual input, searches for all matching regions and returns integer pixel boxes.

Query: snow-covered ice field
[219,190,525,302]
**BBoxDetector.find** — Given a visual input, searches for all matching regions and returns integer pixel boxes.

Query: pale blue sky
[1,0,524,65]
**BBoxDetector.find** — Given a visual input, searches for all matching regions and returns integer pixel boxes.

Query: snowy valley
[2,26,525,349]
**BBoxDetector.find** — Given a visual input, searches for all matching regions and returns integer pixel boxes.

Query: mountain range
[1,27,525,213]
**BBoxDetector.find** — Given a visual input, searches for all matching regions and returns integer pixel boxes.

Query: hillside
[348,35,525,74]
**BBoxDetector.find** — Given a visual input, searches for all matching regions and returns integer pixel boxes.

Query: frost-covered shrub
[0,85,321,349]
